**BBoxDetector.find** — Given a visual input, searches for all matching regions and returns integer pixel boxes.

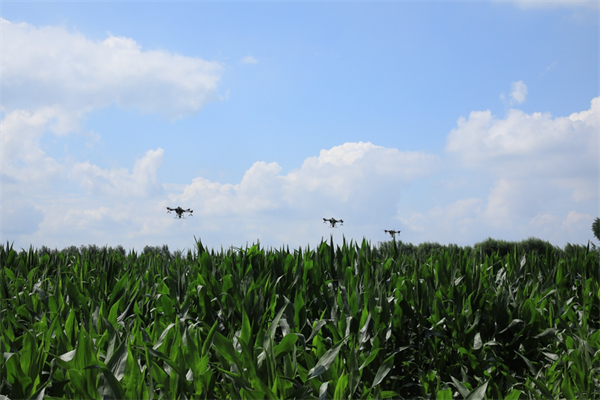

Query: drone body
[167,207,193,219]
[323,217,344,228]
[384,229,401,237]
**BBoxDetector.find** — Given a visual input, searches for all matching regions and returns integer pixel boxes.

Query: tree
[593,217,600,242]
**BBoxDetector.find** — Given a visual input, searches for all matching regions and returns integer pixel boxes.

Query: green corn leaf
[106,338,128,381]
[529,376,553,399]
[152,322,176,351]
[371,354,394,388]
[307,320,328,342]
[20,330,39,383]
[264,303,288,354]
[67,369,92,399]
[465,381,488,400]
[516,352,538,376]
[451,376,471,398]
[307,336,348,380]
[473,332,482,350]
[359,348,381,371]
[213,331,241,369]
[144,346,186,378]
[28,386,46,400]
[85,365,126,400]
[436,388,454,400]
[125,344,144,400]
[240,387,267,400]
[504,388,522,400]
[274,333,298,359]
[318,381,330,400]
[560,375,575,399]
[333,372,348,400]
[201,319,219,356]
[534,328,558,339]
[241,307,252,347]
[108,298,121,326]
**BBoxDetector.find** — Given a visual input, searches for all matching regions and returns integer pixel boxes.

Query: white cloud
[161,142,441,246]
[2,141,441,250]
[1,107,66,184]
[500,80,528,106]
[399,198,482,242]
[241,56,258,64]
[446,97,598,181]
[72,148,165,197]
[1,18,223,120]
[510,80,528,104]
[395,97,598,245]
[177,142,440,218]
[2,16,596,250]
[1,18,224,248]
[418,97,599,243]
[562,211,594,236]
[482,178,563,228]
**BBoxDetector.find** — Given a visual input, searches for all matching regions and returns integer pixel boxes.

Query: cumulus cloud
[3,141,441,249]
[446,97,598,180]
[399,97,599,244]
[1,16,224,219]
[177,142,440,216]
[1,18,223,119]
[510,80,528,104]
[168,142,441,245]
[72,148,165,197]
[1,107,66,184]
[500,80,528,106]
[561,211,594,236]
[2,16,596,249]
[399,198,482,241]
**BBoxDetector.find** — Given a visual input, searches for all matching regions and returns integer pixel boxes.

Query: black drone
[323,217,344,228]
[167,207,193,219]
[384,229,401,238]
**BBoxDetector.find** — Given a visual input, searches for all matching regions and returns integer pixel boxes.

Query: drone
[323,217,344,228]
[167,207,193,219]
[384,229,401,238]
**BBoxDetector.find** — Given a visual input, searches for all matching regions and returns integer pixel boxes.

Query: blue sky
[1,1,598,251]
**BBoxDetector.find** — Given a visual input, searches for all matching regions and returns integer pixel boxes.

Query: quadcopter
[384,229,401,238]
[323,217,344,228]
[167,207,193,219]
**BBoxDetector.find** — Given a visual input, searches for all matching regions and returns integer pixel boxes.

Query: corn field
[0,238,598,399]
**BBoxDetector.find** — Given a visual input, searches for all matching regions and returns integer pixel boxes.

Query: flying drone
[384,229,401,238]
[167,207,193,219]
[323,217,344,228]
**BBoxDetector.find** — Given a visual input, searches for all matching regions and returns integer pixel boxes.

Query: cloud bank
[1,18,223,120]
[1,17,597,251]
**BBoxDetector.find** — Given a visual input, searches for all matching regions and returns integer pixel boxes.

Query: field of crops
[1,238,598,399]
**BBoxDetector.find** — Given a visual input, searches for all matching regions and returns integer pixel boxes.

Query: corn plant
[0,238,598,399]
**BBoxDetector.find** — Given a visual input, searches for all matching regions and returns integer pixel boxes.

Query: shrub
[593,217,600,242]
[473,237,516,257]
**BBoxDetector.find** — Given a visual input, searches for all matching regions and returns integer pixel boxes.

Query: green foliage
[470,237,560,257]
[0,238,598,399]
[593,217,600,242]
[142,244,171,257]
[518,237,556,254]
[473,237,517,257]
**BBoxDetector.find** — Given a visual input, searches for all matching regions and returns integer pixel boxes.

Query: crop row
[0,239,598,399]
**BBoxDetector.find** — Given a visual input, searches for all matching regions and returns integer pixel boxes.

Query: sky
[1,0,598,252]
